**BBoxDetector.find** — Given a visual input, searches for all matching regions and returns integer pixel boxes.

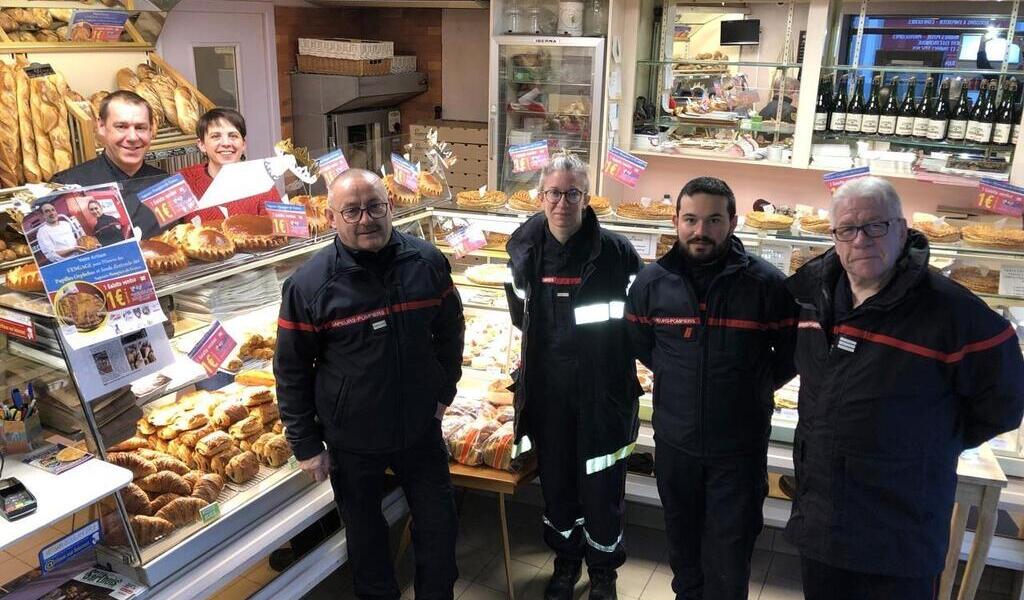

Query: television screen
[721,20,760,46]
[958,34,1020,64]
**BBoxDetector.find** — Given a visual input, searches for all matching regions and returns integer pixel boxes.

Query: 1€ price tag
[188,321,237,376]
[391,154,420,193]
[317,149,350,186]
[139,174,199,227]
[603,147,648,188]
[823,167,870,195]
[446,224,488,258]
[265,202,309,238]
[508,141,550,173]
[977,178,1024,217]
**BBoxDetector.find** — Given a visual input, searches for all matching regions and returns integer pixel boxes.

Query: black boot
[588,569,617,600]
[545,557,583,600]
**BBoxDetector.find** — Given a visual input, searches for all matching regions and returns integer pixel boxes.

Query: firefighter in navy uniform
[274,169,464,600]
[504,153,643,600]
[626,177,796,600]
[786,177,1024,599]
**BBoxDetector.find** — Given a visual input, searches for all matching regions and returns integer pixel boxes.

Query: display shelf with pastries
[0,3,156,53]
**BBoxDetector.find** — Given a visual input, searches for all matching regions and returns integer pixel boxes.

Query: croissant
[178,423,215,447]
[182,470,203,490]
[129,515,174,546]
[136,471,191,496]
[106,452,157,479]
[191,473,225,503]
[108,436,149,452]
[149,492,181,513]
[155,496,207,526]
[225,451,260,484]
[134,448,167,461]
[121,483,152,516]
[151,456,190,476]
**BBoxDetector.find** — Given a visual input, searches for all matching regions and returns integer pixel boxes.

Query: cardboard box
[446,171,487,188]
[452,143,488,163]
[411,120,488,146]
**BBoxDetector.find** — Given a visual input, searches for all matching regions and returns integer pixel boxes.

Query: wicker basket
[298,38,393,60]
[391,56,417,74]
[297,54,392,76]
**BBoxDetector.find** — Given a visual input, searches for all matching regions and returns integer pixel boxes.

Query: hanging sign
[823,167,870,194]
[976,178,1024,217]
[508,141,550,173]
[603,147,648,188]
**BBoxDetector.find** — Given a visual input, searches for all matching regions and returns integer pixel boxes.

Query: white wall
[442,8,490,121]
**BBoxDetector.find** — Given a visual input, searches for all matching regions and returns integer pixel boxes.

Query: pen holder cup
[1,413,43,455]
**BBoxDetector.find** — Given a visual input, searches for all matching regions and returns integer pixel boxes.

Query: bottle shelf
[812,132,1014,154]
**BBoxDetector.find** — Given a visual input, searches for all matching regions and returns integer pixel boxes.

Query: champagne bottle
[830,74,848,132]
[967,80,997,143]
[814,79,831,132]
[878,76,900,135]
[895,77,917,137]
[995,80,1017,145]
[948,79,972,141]
[927,79,951,141]
[845,75,865,133]
[1013,77,1023,145]
[913,77,935,138]
[860,75,881,134]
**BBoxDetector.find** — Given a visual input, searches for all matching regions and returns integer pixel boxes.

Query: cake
[912,215,960,244]
[418,172,444,197]
[5,263,44,292]
[465,264,510,287]
[182,227,236,262]
[746,211,795,231]
[457,190,507,209]
[616,201,674,221]
[384,175,421,207]
[221,215,288,251]
[140,239,187,275]
[589,196,612,216]
[961,225,1024,250]
[798,215,832,234]
[950,266,1000,294]
[78,235,101,251]
[507,190,541,212]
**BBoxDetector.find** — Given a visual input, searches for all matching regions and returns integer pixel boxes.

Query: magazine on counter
[23,443,94,475]
[37,567,145,600]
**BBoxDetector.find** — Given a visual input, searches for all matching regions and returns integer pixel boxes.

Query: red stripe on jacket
[278,287,455,333]
[833,324,1016,364]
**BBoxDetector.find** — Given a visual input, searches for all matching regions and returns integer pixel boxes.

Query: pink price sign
[390,154,420,193]
[445,225,487,258]
[977,179,1024,217]
[823,167,870,194]
[139,174,199,227]
[603,147,648,188]
[508,141,550,173]
[317,149,350,186]
[265,202,310,238]
[188,321,237,376]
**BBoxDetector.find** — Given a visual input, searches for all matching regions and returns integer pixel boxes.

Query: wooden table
[394,458,538,600]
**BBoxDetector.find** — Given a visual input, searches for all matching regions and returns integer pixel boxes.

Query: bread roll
[55,25,68,40]
[116,67,139,91]
[6,8,37,26]
[29,8,51,28]
[28,75,56,180]
[48,8,73,22]
[0,12,17,32]
[8,31,36,43]
[133,80,164,129]
[14,65,39,183]
[35,30,60,43]
[0,61,22,187]
[89,90,108,123]
[149,75,178,129]
[174,87,199,137]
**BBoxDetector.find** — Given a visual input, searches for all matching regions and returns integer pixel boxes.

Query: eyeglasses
[831,219,902,242]
[336,202,389,224]
[541,188,586,205]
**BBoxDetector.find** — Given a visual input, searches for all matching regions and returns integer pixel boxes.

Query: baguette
[149,75,178,129]
[174,86,200,137]
[28,75,56,180]
[14,65,39,183]
[133,80,165,129]
[234,369,275,387]
[136,63,158,80]
[0,12,16,32]
[40,75,71,172]
[0,61,22,187]
[116,67,139,91]
[89,91,108,123]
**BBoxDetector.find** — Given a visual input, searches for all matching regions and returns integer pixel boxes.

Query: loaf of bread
[89,91,108,122]
[14,64,39,183]
[133,80,164,129]
[48,8,73,22]
[106,452,157,479]
[154,496,207,526]
[235,369,275,387]
[28,75,56,180]
[149,74,178,129]
[136,63,158,80]
[148,492,181,513]
[46,74,72,173]
[55,25,68,40]
[5,8,37,26]
[174,86,200,136]
[137,471,192,496]
[129,515,174,546]
[121,483,152,516]
[225,450,260,484]
[0,61,22,188]
[29,8,51,28]
[116,67,139,91]
[0,11,16,32]
[35,30,60,43]
[191,473,224,503]
[482,422,515,471]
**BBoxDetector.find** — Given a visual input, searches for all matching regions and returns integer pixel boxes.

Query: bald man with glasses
[275,169,464,599]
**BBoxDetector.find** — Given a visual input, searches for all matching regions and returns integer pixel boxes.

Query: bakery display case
[629,0,807,165]
[0,1,168,51]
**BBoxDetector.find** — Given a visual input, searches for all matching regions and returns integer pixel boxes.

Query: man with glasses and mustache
[274,169,464,600]
[785,176,1024,599]
[626,176,795,599]
[504,152,642,600]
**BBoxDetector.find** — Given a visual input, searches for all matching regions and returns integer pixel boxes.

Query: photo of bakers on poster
[26,184,165,350]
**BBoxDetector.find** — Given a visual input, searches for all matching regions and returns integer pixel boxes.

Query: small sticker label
[372,320,387,331]
[200,502,221,523]
[288,455,299,470]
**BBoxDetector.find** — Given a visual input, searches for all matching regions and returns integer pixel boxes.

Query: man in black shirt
[51,91,170,239]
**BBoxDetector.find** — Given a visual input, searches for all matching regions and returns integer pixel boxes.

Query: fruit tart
[140,239,187,275]
[182,226,236,262]
[222,215,288,251]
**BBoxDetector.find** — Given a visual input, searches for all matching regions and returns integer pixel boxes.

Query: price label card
[288,455,299,470]
[0,308,35,342]
[508,141,550,173]
[977,178,1024,217]
[390,154,420,193]
[139,174,199,227]
[188,321,237,376]
[759,242,794,275]
[623,231,658,259]
[446,225,488,258]
[265,202,310,238]
[200,502,221,523]
[603,147,649,188]
[317,149,350,186]
[999,266,1024,297]
[823,167,870,195]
